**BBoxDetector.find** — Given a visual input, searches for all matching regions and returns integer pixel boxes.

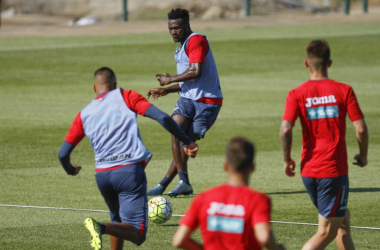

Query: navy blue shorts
[302,175,349,218]
[172,97,221,139]
[95,164,148,244]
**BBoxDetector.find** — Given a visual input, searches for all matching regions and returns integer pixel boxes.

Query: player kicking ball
[280,40,368,249]
[173,137,284,250]
[58,67,198,250]
[147,8,223,197]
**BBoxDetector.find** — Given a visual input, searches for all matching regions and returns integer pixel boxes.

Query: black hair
[94,67,116,85]
[167,8,190,24]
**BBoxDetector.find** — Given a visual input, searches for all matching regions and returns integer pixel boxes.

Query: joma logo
[305,95,337,108]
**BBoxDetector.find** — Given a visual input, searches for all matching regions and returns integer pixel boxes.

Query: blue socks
[178,172,190,185]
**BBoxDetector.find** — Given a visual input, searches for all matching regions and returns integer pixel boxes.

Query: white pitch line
[1,204,379,230]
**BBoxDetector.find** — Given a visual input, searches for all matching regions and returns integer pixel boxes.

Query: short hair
[226,137,255,172]
[94,67,116,85]
[306,40,331,71]
[168,8,190,24]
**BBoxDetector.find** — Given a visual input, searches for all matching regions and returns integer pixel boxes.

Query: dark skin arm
[156,62,203,86]
[148,62,203,100]
[280,120,296,177]
[147,83,181,100]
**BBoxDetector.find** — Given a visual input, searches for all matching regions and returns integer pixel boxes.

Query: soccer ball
[148,196,173,224]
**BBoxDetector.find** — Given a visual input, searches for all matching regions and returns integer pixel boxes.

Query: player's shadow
[266,187,380,195]
[159,223,179,227]
[267,190,307,195]
[349,187,380,193]
[161,194,197,199]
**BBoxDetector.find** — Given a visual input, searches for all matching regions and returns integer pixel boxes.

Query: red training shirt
[180,184,271,250]
[186,34,209,64]
[282,79,364,178]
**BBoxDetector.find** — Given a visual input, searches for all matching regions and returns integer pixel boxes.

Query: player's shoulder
[244,186,269,199]
[188,34,207,44]
[329,79,354,90]
[120,89,145,98]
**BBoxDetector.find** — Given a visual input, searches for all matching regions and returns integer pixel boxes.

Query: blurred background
[1,0,380,26]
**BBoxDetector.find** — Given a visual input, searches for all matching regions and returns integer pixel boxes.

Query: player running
[58,67,198,250]
[280,40,368,249]
[147,8,223,197]
[172,137,284,250]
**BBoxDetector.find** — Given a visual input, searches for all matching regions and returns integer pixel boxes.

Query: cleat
[147,184,164,196]
[84,218,102,250]
[168,180,193,197]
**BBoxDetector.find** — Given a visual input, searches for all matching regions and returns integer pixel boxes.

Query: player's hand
[353,154,367,167]
[284,159,296,177]
[156,73,172,86]
[183,143,198,158]
[146,88,168,100]
[71,164,82,176]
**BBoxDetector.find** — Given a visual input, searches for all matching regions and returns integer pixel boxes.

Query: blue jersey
[81,88,152,170]
[175,33,223,102]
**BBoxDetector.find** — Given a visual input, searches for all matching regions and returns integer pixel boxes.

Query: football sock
[178,171,190,185]
[159,176,171,189]
[98,222,106,235]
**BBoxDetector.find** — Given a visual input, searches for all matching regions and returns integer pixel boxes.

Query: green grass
[0,22,380,249]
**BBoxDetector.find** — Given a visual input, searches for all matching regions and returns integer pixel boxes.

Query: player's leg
[166,114,196,196]
[148,97,195,195]
[110,236,124,250]
[302,214,345,250]
[168,101,221,197]
[302,175,349,250]
[112,164,148,245]
[335,209,355,250]
[104,222,141,245]
[88,165,148,248]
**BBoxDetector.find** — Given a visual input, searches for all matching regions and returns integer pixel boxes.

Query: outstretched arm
[147,84,181,100]
[352,118,369,167]
[280,120,296,177]
[144,105,198,158]
[156,62,203,86]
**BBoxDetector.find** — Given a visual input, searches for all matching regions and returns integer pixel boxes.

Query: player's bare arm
[280,120,296,177]
[254,223,285,250]
[172,225,203,250]
[352,118,369,167]
[147,84,181,100]
[156,62,203,86]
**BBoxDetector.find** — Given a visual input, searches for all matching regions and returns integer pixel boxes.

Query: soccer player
[147,8,223,197]
[172,137,284,250]
[58,67,198,250]
[280,40,369,250]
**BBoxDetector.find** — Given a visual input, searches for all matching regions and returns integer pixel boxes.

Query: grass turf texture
[0,22,379,249]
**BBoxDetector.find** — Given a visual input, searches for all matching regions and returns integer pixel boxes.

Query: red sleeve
[180,195,201,230]
[186,35,209,64]
[121,90,152,116]
[346,87,364,122]
[251,193,272,226]
[282,90,300,123]
[64,112,85,146]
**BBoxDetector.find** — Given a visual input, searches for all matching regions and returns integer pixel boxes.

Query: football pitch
[0,21,379,249]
